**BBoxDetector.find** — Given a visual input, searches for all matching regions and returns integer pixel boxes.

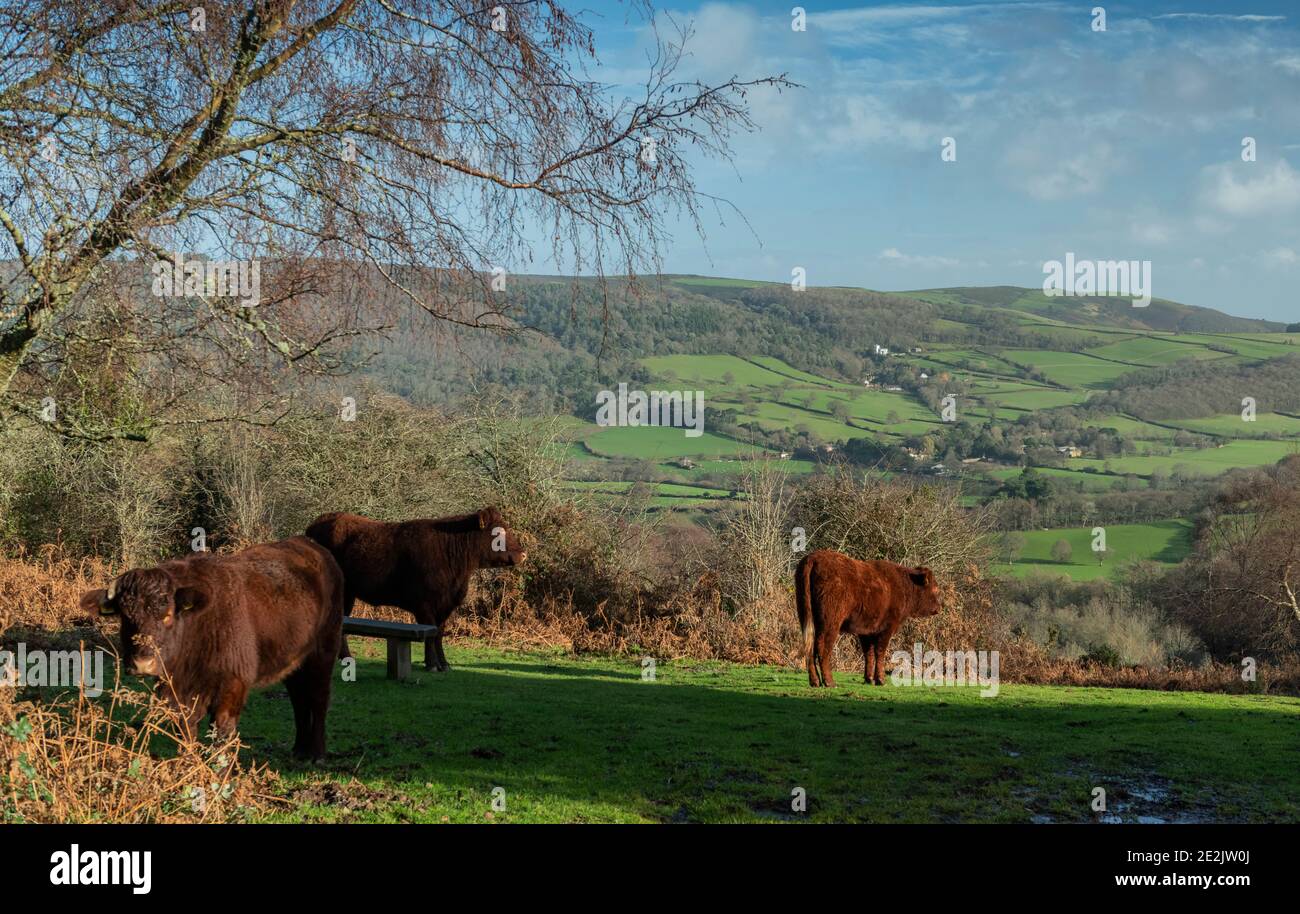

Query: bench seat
[341,617,438,680]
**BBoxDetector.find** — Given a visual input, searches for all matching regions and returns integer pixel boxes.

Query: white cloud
[880,247,960,268]
[1153,13,1286,22]
[1200,158,1300,216]
[1261,246,1298,266]
[1131,221,1175,245]
[1004,139,1121,201]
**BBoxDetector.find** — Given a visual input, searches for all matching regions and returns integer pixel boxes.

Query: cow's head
[80,568,212,678]
[908,566,942,617]
[476,506,527,567]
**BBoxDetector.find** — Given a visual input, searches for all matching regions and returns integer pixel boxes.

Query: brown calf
[305,507,526,671]
[795,549,942,688]
[79,536,344,759]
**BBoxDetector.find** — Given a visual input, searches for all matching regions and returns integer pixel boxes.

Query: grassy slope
[992,520,1194,581]
[599,340,1300,473]
[239,643,1300,824]
[563,294,1300,573]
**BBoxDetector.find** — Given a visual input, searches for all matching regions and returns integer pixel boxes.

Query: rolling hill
[359,274,1300,579]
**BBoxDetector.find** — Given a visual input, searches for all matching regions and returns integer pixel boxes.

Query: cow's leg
[287,653,333,761]
[426,632,445,672]
[162,683,206,741]
[858,635,876,684]
[284,669,314,758]
[434,628,451,672]
[871,626,898,686]
[807,627,822,687]
[816,630,839,688]
[307,658,332,760]
[210,679,249,741]
[410,602,442,671]
[181,700,206,742]
[424,602,455,673]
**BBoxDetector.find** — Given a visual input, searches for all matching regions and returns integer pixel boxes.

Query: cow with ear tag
[80,536,344,760]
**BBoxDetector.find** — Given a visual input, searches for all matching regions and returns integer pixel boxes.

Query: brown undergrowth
[1,548,274,823]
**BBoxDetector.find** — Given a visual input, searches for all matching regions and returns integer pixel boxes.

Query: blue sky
[576,1,1300,321]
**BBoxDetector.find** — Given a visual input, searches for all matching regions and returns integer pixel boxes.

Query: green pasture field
[226,643,1300,823]
[982,466,1126,492]
[581,425,761,460]
[976,387,1090,410]
[1070,439,1299,478]
[1078,414,1177,440]
[565,480,739,500]
[992,520,1193,581]
[639,354,792,389]
[1169,332,1298,362]
[1167,412,1300,439]
[997,350,1137,389]
[746,356,855,388]
[1083,336,1232,366]
[741,400,879,441]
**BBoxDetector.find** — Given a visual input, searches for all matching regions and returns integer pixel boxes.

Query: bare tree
[1163,456,1300,657]
[0,0,789,437]
[790,466,992,581]
[717,456,794,614]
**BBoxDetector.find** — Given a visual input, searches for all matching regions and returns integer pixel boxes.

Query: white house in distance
[873,344,889,356]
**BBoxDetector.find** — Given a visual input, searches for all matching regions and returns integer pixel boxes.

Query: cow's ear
[909,569,929,588]
[478,507,500,530]
[173,584,211,615]
[81,589,114,616]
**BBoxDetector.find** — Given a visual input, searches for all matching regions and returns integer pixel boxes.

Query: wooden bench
[341,617,438,681]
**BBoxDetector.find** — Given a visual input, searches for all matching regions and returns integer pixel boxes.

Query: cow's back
[173,536,343,688]
[804,549,899,634]
[307,511,484,611]
[306,512,406,604]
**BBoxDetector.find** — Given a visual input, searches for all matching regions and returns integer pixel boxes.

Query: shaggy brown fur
[305,507,526,671]
[78,536,344,759]
[796,549,942,687]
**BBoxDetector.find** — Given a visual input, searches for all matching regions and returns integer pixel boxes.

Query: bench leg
[387,639,412,681]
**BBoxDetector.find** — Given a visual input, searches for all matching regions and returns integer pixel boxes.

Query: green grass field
[582,425,760,459]
[1071,439,1299,478]
[1084,336,1232,367]
[983,465,1126,492]
[993,520,1194,580]
[998,350,1138,389]
[232,643,1300,823]
[639,354,799,389]
[1168,412,1300,438]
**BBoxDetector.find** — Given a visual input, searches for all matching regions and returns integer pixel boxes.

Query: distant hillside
[904,286,1285,334]
[358,273,1296,408]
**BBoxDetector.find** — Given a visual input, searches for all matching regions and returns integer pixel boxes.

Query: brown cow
[795,549,942,688]
[78,536,344,760]
[305,507,527,671]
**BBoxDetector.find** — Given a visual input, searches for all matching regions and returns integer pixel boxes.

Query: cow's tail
[795,555,815,661]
